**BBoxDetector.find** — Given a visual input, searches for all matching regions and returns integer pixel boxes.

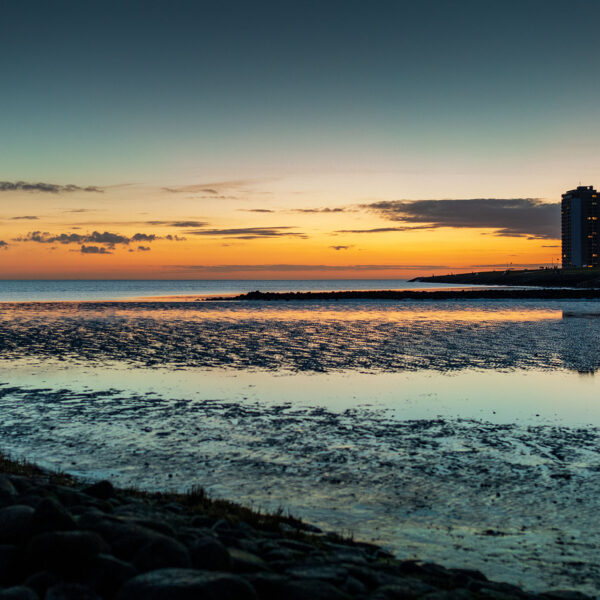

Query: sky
[0,0,598,279]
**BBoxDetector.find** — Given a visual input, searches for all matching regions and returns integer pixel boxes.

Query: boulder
[278,579,351,600]
[45,583,101,600]
[0,506,34,544]
[228,548,270,573]
[83,554,137,598]
[0,587,38,600]
[132,535,191,572]
[0,545,19,585]
[188,537,231,571]
[22,573,58,598]
[25,531,109,575]
[82,481,115,501]
[29,499,76,535]
[0,477,18,499]
[115,568,257,600]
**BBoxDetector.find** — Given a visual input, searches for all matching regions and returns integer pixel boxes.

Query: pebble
[0,470,592,600]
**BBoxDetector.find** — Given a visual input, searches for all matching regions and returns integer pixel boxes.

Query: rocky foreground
[0,461,592,600]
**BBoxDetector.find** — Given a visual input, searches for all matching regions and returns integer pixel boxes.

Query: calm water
[0,291,599,593]
[0,278,477,301]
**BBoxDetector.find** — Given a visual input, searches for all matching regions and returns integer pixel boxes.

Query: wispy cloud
[185,227,308,239]
[240,207,351,214]
[362,198,560,239]
[80,245,111,254]
[0,181,102,193]
[335,226,416,234]
[291,207,347,213]
[10,216,38,220]
[137,246,151,252]
[169,221,208,228]
[16,230,164,248]
[162,179,259,194]
[0,241,7,250]
[165,263,448,273]
[330,245,353,250]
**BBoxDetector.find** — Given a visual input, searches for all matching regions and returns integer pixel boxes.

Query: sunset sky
[1,0,598,279]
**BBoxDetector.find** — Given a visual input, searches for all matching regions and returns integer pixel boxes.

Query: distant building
[561,185,600,268]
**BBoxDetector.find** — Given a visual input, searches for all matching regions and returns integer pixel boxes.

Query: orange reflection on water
[0,302,562,324]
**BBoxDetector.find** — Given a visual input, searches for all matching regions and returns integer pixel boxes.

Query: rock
[343,564,401,589]
[45,583,101,600]
[228,548,270,573]
[132,535,191,572]
[190,515,216,528]
[242,573,289,600]
[477,589,525,600]
[0,506,34,544]
[0,545,19,585]
[188,537,231,571]
[0,587,38,600]
[340,575,368,596]
[82,481,115,501]
[22,573,59,598]
[286,565,348,584]
[477,582,531,599]
[372,579,438,599]
[50,486,85,508]
[127,518,175,538]
[277,539,315,553]
[211,518,231,532]
[278,579,351,600]
[115,568,258,600]
[83,554,137,598]
[541,593,594,600]
[423,590,475,600]
[263,547,298,562]
[78,517,164,561]
[0,477,18,499]
[29,499,76,535]
[25,531,109,574]
[12,497,44,511]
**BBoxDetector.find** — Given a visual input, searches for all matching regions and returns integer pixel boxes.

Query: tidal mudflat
[0,299,599,594]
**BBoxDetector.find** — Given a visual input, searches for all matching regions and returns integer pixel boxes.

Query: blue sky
[0,0,597,277]
[2,0,599,190]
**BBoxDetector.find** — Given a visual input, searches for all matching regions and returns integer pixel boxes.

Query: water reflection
[0,299,598,372]
[0,364,599,593]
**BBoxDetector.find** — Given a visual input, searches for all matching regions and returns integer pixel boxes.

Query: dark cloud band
[16,230,164,248]
[185,227,307,239]
[0,181,102,193]
[362,198,560,239]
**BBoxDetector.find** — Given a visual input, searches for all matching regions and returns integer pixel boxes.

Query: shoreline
[412,268,600,288]
[206,289,600,301]
[0,454,591,599]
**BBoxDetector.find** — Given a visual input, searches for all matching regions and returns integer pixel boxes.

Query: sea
[0,279,598,594]
[0,278,474,302]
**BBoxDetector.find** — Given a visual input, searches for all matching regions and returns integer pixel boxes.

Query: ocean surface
[0,278,475,301]
[0,280,598,594]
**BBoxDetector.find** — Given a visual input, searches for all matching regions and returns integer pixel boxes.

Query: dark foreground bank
[209,289,600,301]
[411,268,600,288]
[0,458,591,600]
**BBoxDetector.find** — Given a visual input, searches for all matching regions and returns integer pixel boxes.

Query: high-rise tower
[561,186,600,268]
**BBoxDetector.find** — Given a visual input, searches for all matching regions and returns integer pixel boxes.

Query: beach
[0,288,598,595]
